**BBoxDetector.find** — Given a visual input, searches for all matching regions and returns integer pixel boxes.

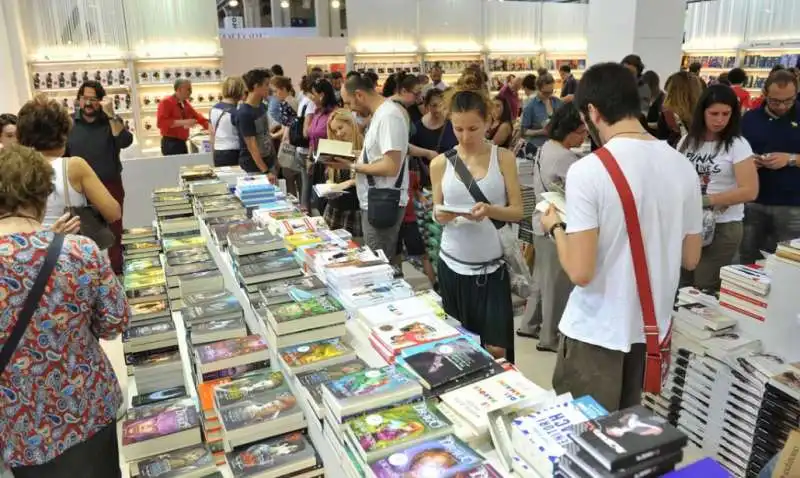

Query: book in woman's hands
[435,204,475,215]
[314,139,356,162]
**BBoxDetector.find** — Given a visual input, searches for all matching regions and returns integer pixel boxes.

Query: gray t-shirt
[532,140,580,235]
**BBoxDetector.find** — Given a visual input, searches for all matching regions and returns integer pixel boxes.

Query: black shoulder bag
[444,149,504,230]
[289,104,310,148]
[365,147,407,229]
[0,233,64,376]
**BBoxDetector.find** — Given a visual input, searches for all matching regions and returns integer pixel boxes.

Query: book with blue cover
[661,457,730,477]
[369,434,483,478]
[321,365,423,419]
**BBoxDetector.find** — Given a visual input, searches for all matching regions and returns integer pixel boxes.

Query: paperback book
[397,337,494,390]
[296,359,369,414]
[226,432,319,478]
[137,444,216,478]
[279,338,356,374]
[322,365,423,420]
[267,295,346,335]
[369,434,484,478]
[257,275,327,306]
[194,335,270,375]
[371,315,461,358]
[132,386,188,408]
[214,371,286,409]
[122,399,201,460]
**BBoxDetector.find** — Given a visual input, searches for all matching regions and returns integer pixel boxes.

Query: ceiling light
[227,0,239,6]
[281,0,289,8]
[331,0,340,8]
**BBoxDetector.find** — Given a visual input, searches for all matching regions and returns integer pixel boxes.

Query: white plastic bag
[498,224,533,297]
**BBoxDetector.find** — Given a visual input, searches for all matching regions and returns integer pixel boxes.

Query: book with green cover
[125,269,167,290]
[124,257,162,275]
[267,295,346,335]
[345,400,454,462]
[163,236,206,253]
[279,338,356,373]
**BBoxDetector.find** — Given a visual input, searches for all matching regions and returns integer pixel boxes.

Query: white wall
[0,0,28,114]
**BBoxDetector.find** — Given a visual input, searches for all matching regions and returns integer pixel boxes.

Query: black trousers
[161,137,188,156]
[12,421,121,478]
[213,149,240,167]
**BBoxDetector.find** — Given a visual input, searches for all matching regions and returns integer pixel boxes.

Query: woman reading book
[321,108,363,241]
[429,73,524,362]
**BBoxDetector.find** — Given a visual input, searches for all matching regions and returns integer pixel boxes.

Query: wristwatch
[790,154,797,168]
[548,222,566,237]
[349,163,358,173]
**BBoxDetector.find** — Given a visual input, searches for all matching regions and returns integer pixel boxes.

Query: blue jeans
[741,203,800,264]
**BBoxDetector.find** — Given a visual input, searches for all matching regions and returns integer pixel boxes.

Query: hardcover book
[570,405,688,471]
[279,338,355,372]
[137,444,215,478]
[123,402,199,445]
[226,432,318,478]
[297,359,368,408]
[214,371,286,409]
[398,337,494,389]
[369,434,483,478]
[346,400,454,462]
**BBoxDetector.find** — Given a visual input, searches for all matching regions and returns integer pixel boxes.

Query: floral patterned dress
[0,231,130,467]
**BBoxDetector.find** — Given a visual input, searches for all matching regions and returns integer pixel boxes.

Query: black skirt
[437,259,515,356]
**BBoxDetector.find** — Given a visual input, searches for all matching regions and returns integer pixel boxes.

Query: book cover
[571,405,688,471]
[369,435,483,478]
[195,336,268,365]
[123,404,199,445]
[233,249,295,267]
[201,361,269,382]
[373,315,460,353]
[271,296,344,323]
[335,279,415,308]
[214,371,286,409]
[348,401,453,457]
[166,248,213,266]
[324,365,418,401]
[191,317,245,336]
[218,388,300,431]
[400,337,494,389]
[228,229,282,248]
[258,276,327,304]
[126,348,181,368]
[238,256,299,279]
[226,432,317,477]
[184,294,242,322]
[280,338,354,368]
[126,240,161,251]
[296,359,369,406]
[131,300,169,318]
[124,319,175,341]
[163,236,206,252]
[132,386,188,408]
[124,257,162,274]
[138,444,214,477]
[123,227,155,237]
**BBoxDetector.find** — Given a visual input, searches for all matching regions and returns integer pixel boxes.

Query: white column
[0,0,29,115]
[587,0,687,85]
[315,0,331,36]
[270,0,286,27]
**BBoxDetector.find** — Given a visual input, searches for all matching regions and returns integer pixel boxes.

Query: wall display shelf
[306,55,347,74]
[26,54,224,156]
[543,53,586,95]
[486,53,544,94]
[422,52,483,84]
[347,53,422,91]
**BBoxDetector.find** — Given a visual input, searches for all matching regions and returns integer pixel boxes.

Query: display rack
[27,53,225,156]
[422,51,484,86]
[306,55,347,75]
[347,52,422,91]
[486,51,544,95]
[543,51,586,95]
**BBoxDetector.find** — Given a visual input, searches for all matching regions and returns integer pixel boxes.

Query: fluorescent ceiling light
[331,0,340,8]
[281,0,289,8]
[228,0,239,6]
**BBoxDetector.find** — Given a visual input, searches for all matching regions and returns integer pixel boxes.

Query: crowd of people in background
[2,48,800,475]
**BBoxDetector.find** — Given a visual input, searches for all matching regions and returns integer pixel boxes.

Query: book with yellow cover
[163,236,207,253]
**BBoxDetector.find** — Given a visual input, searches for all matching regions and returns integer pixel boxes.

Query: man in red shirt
[729,68,753,111]
[157,79,210,155]
[497,75,523,120]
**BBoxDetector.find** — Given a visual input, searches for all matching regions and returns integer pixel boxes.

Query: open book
[314,139,356,162]
[535,191,567,223]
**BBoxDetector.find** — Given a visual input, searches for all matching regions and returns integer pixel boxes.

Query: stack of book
[196,194,247,221]
[188,178,230,198]
[353,292,446,338]
[153,187,193,219]
[193,335,270,384]
[253,208,306,229]
[331,279,415,311]
[262,294,347,349]
[365,434,495,478]
[158,216,199,239]
[227,226,303,301]
[121,397,202,463]
[268,216,329,238]
[256,275,327,308]
[296,359,369,419]
[555,406,689,478]
[368,313,461,363]
[213,165,247,187]
[183,292,247,345]
[321,365,424,433]
[318,247,395,291]
[125,264,168,306]
[234,176,278,208]
[131,385,187,408]
[226,432,323,478]
[214,371,306,451]
[135,444,218,478]
[122,226,157,247]
[126,347,184,395]
[775,239,800,264]
[122,317,178,354]
[673,302,737,341]
[163,246,216,309]
[719,264,771,322]
[123,239,162,263]
[279,337,357,375]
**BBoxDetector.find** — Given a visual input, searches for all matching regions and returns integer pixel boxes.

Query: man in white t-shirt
[540,62,704,412]
[333,74,409,260]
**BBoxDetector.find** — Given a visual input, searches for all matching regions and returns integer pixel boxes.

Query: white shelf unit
[347,51,423,92]
[306,55,347,75]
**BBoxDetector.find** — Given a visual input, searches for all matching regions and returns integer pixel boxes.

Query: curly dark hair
[17,94,72,152]
[0,145,55,218]
[77,80,106,101]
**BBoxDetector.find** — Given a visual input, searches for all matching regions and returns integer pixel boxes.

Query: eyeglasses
[82,96,99,103]
[766,96,797,107]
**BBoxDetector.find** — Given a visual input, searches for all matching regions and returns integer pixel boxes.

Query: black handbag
[0,234,63,376]
[62,158,115,250]
[289,104,310,148]
[365,148,407,229]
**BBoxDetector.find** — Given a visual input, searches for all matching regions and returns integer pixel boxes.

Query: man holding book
[540,62,703,411]
[330,74,410,262]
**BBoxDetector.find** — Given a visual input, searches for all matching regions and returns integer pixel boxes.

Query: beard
[82,105,97,117]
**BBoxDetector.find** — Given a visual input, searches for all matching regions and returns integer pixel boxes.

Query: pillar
[0,0,29,115]
[270,0,286,27]
[242,0,262,27]
[587,0,687,87]
[315,0,331,36]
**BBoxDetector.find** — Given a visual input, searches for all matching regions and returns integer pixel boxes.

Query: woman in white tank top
[429,75,524,362]
[17,96,122,239]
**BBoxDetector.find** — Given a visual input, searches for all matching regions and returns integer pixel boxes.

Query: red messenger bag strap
[595,146,670,395]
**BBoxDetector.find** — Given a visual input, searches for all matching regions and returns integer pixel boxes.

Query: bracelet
[790,154,797,168]
[548,222,566,237]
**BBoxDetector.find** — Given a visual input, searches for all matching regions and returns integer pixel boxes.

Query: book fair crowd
[1,50,799,478]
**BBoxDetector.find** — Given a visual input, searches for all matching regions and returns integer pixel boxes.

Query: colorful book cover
[125,269,167,290]
[124,257,162,274]
[324,365,418,401]
[131,300,169,318]
[163,236,206,252]
[280,338,353,368]
[233,249,295,267]
[258,276,327,304]
[191,317,244,336]
[184,295,242,322]
[126,240,161,251]
[127,397,196,421]
[195,335,268,365]
[138,444,214,477]
[226,432,317,477]
[297,359,369,406]
[369,435,483,478]
[124,319,175,341]
[201,361,270,382]
[123,404,199,445]
[373,315,460,353]
[218,388,300,431]
[271,296,344,323]
[399,337,494,389]
[132,386,187,408]
[214,371,286,409]
[359,296,443,328]
[337,279,415,308]
[166,248,213,266]
[347,401,453,456]
[126,347,180,368]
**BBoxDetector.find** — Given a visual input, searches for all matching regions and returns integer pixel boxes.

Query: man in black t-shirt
[237,68,276,177]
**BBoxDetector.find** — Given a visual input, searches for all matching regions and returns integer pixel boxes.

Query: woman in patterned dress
[0,136,129,474]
